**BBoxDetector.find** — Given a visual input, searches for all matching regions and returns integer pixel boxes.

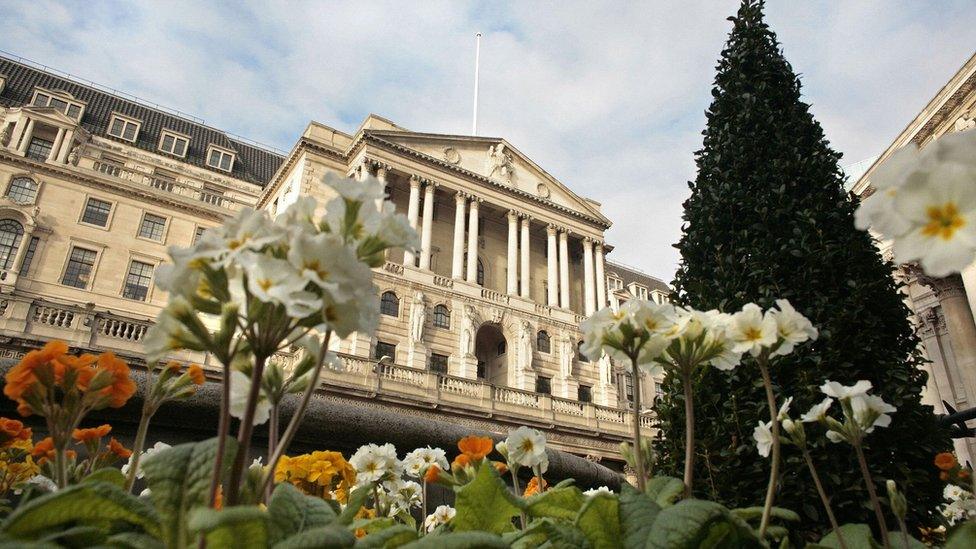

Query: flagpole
[472,32,481,135]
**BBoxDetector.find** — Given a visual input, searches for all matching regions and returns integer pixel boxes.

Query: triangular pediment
[367,130,608,223]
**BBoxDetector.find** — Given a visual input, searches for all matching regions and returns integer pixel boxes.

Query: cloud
[2,0,973,281]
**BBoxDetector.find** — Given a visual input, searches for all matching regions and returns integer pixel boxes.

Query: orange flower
[72,424,112,443]
[94,352,136,408]
[934,452,957,471]
[939,471,950,481]
[452,454,471,470]
[0,417,31,446]
[165,361,182,374]
[458,436,494,461]
[523,476,547,497]
[961,470,971,480]
[4,340,70,405]
[31,437,54,462]
[493,461,509,475]
[187,364,205,385]
[425,464,442,484]
[108,437,132,459]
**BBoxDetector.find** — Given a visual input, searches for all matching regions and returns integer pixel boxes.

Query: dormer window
[30,88,85,121]
[158,130,189,158]
[206,145,235,172]
[107,114,140,142]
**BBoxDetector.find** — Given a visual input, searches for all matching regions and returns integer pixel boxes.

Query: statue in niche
[598,354,612,385]
[459,305,476,357]
[516,320,534,374]
[954,111,975,132]
[0,124,11,147]
[68,145,81,166]
[486,143,515,183]
[558,334,574,378]
[409,291,426,343]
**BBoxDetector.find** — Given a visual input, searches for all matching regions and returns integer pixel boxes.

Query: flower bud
[886,479,907,520]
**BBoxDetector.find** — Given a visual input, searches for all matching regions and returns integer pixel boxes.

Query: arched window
[6,177,38,204]
[577,340,589,363]
[477,258,485,286]
[432,304,450,328]
[380,291,399,317]
[0,219,24,269]
[536,330,551,353]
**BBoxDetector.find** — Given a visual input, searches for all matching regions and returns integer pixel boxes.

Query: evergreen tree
[656,0,951,537]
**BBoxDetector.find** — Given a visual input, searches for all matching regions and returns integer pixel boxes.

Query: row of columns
[6,115,75,163]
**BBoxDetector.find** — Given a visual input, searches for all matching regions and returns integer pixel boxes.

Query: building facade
[851,51,976,464]
[0,54,663,465]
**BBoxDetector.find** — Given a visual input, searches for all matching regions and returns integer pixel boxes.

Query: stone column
[520,215,531,299]
[506,210,519,295]
[583,238,595,315]
[373,164,388,211]
[546,225,558,306]
[56,129,75,163]
[8,116,27,151]
[419,183,435,270]
[48,127,65,163]
[452,192,466,279]
[595,242,607,310]
[357,158,370,181]
[914,271,976,410]
[17,119,34,154]
[404,176,421,266]
[466,198,481,284]
[559,230,570,309]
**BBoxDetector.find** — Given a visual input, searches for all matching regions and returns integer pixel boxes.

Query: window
[26,138,53,161]
[148,171,176,192]
[123,260,154,301]
[477,258,485,286]
[429,353,449,375]
[194,226,207,244]
[578,385,592,403]
[107,114,140,142]
[654,383,664,401]
[138,213,167,241]
[536,330,551,353]
[158,131,189,157]
[476,361,486,379]
[374,341,396,361]
[432,305,450,328]
[623,373,634,407]
[81,198,112,227]
[496,340,506,355]
[31,89,85,120]
[380,291,399,316]
[61,247,97,288]
[6,177,38,204]
[0,219,24,269]
[608,276,623,291]
[200,185,224,206]
[535,376,551,395]
[577,340,589,363]
[206,146,235,172]
[18,236,38,276]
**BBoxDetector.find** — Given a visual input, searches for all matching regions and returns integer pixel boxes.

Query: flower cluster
[273,450,356,502]
[941,482,976,525]
[423,504,456,533]
[346,442,446,519]
[0,417,38,498]
[403,446,449,479]
[854,128,976,277]
[934,451,971,483]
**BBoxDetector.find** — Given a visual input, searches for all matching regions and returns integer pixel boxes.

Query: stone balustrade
[90,159,250,213]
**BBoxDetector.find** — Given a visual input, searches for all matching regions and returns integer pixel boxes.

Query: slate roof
[0,55,284,186]
[605,261,670,294]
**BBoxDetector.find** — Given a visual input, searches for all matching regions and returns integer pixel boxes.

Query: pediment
[368,131,608,223]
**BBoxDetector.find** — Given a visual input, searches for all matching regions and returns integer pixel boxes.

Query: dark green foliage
[656,0,951,539]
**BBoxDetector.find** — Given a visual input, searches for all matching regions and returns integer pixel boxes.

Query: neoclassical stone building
[0,53,664,464]
[851,51,976,463]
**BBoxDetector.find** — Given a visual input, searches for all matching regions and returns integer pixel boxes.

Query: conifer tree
[656,0,950,536]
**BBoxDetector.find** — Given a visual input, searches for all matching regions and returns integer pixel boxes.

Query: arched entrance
[475,323,508,386]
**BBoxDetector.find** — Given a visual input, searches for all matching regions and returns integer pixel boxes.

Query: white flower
[122,441,172,479]
[275,196,319,234]
[777,397,793,421]
[143,308,193,362]
[579,306,627,362]
[583,486,614,497]
[825,430,846,444]
[208,208,284,267]
[800,397,834,423]
[753,420,773,458]
[850,394,896,433]
[403,446,450,478]
[326,172,387,204]
[350,443,400,484]
[944,484,966,501]
[286,232,369,292]
[769,300,818,357]
[237,252,316,316]
[820,380,873,400]
[728,303,778,357]
[506,427,548,469]
[424,505,456,532]
[229,370,271,425]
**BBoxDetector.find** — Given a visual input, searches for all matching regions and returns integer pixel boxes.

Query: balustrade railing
[98,316,150,342]
[480,288,509,304]
[439,375,482,397]
[31,304,75,328]
[92,160,248,212]
[383,262,404,276]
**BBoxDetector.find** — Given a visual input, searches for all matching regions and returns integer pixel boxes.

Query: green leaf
[619,484,661,549]
[83,467,126,487]
[575,494,621,549]
[730,506,800,523]
[885,533,925,549]
[142,436,236,548]
[523,484,584,520]
[272,525,356,549]
[401,531,510,548]
[817,524,880,549]
[337,483,372,526]
[356,524,417,548]
[946,522,976,549]
[646,499,761,549]
[644,476,685,507]
[187,506,269,549]
[38,525,107,546]
[105,532,166,549]
[452,462,521,534]
[1,481,161,540]
[267,483,337,543]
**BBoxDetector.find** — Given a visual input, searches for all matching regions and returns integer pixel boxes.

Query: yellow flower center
[303,260,329,279]
[258,278,274,291]
[744,327,763,342]
[922,202,965,240]
[519,439,534,453]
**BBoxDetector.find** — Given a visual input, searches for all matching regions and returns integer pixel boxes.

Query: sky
[2,1,974,282]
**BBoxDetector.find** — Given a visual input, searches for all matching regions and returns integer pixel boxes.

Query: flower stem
[853,438,890,548]
[757,359,781,539]
[896,516,909,549]
[681,369,695,498]
[510,466,526,528]
[264,403,279,502]
[421,478,428,533]
[124,404,154,492]
[630,358,647,492]
[226,353,268,505]
[258,331,333,496]
[209,356,234,508]
[802,447,847,549]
